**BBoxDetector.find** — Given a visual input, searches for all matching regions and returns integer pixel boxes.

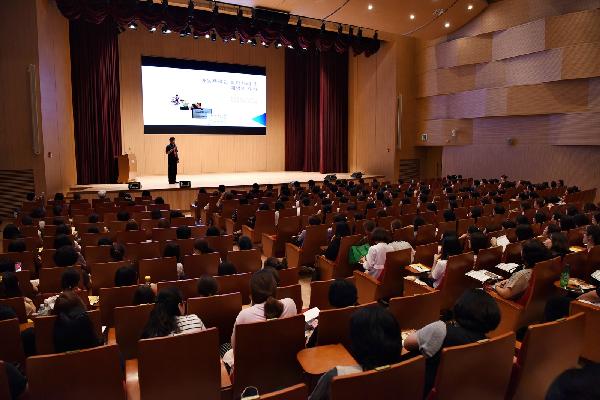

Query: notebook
[495,263,519,273]
[466,269,502,283]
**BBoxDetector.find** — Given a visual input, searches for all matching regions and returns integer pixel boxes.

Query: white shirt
[363,242,393,280]
[388,241,415,262]
[431,259,448,288]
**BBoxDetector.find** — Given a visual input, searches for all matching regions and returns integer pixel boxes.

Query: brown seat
[182,252,220,278]
[225,204,256,235]
[39,266,83,294]
[205,235,234,260]
[457,218,475,236]
[124,241,161,262]
[114,303,154,359]
[226,249,262,273]
[138,257,178,283]
[308,279,354,311]
[316,303,375,349]
[158,238,195,256]
[33,310,102,355]
[232,314,305,398]
[388,290,441,331]
[99,285,140,326]
[90,260,131,294]
[316,234,362,280]
[570,300,600,362]
[278,267,300,286]
[80,232,113,247]
[331,356,425,400]
[413,242,438,267]
[26,344,127,400]
[82,245,112,264]
[509,313,585,400]
[474,246,503,271]
[151,227,177,242]
[415,224,436,246]
[187,293,242,344]
[286,224,329,269]
[0,361,11,400]
[586,245,600,278]
[0,251,36,271]
[108,220,128,233]
[157,279,200,300]
[261,216,302,257]
[138,328,221,400]
[0,318,25,366]
[40,248,57,268]
[430,332,516,400]
[436,252,475,311]
[353,248,412,304]
[242,210,276,243]
[0,297,27,323]
[563,250,588,279]
[503,242,523,264]
[260,383,308,400]
[116,230,147,244]
[276,284,303,313]
[215,272,252,304]
[437,221,457,240]
[393,226,414,243]
[170,217,196,227]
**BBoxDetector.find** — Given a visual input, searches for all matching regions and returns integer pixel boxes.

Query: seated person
[583,225,600,251]
[403,289,501,396]
[548,232,570,258]
[206,226,221,237]
[238,235,253,251]
[361,228,393,280]
[141,287,205,338]
[176,225,192,240]
[310,305,401,400]
[515,224,535,241]
[197,274,219,297]
[163,242,184,278]
[491,240,552,300]
[53,292,102,353]
[546,363,600,400]
[324,222,351,261]
[296,215,322,246]
[218,261,237,276]
[0,271,36,316]
[114,265,137,287]
[38,268,84,315]
[430,235,463,288]
[469,231,490,257]
[193,238,216,255]
[110,243,125,262]
[133,285,156,305]
[577,287,600,305]
[125,220,139,231]
[263,257,286,270]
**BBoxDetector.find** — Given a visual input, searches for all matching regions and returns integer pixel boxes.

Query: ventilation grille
[399,159,420,181]
[0,170,35,218]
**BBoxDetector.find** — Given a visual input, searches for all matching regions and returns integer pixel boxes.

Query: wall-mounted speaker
[128,182,141,190]
[179,181,191,188]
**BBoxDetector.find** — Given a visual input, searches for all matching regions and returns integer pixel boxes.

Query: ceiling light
[287,44,294,49]
[230,35,237,41]
[193,32,199,39]
[250,38,257,46]
[149,26,157,32]
[275,41,283,48]
[161,25,171,34]
[128,21,138,30]
[205,33,210,39]
[467,4,473,10]
[180,25,191,37]
[367,4,373,10]
[409,14,415,20]
[261,41,267,46]
[444,22,450,28]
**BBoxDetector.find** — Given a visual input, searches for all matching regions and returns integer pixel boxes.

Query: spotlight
[205,33,210,39]
[149,26,157,32]
[247,39,252,44]
[410,14,415,20]
[250,38,257,46]
[261,41,267,46]
[287,44,294,49]
[161,25,172,34]
[128,21,138,30]
[444,22,450,28]
[193,31,199,39]
[367,4,373,10]
[180,25,191,37]
[275,41,283,48]
[467,4,474,10]
[210,31,217,41]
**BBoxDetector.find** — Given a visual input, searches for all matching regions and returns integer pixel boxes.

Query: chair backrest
[309,278,356,311]
[156,279,200,300]
[0,251,36,271]
[0,318,25,365]
[522,257,562,325]
[171,217,196,227]
[503,242,522,264]
[80,232,113,247]
[415,224,436,246]
[233,315,305,398]
[0,297,27,323]
[570,301,600,362]
[388,291,441,331]
[512,313,585,400]
[138,328,221,400]
[99,284,139,326]
[215,272,252,304]
[114,303,154,359]
[378,249,412,299]
[187,292,242,344]
[437,221,457,239]
[457,218,475,236]
[139,257,178,283]
[331,356,426,400]
[393,226,414,243]
[586,245,600,278]
[40,248,57,268]
[116,229,147,244]
[90,260,131,294]
[205,235,234,259]
[252,210,277,239]
[182,252,220,278]
[438,252,475,311]
[563,250,588,279]
[260,383,308,400]
[332,234,364,279]
[33,310,102,355]
[227,249,262,273]
[151,227,177,242]
[39,266,83,294]
[432,332,516,400]
[26,345,127,400]
[474,246,503,271]
[413,242,438,267]
[317,303,375,348]
[278,267,300,287]
[124,241,161,262]
[83,245,112,264]
[275,284,302,313]
[298,224,330,266]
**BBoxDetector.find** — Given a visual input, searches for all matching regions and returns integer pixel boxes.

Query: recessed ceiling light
[444,22,450,28]
[467,4,473,10]
[367,4,373,10]
[410,14,415,20]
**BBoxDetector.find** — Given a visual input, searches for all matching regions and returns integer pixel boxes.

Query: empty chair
[474,246,503,271]
[570,300,600,362]
[137,328,221,400]
[39,266,83,294]
[389,291,441,331]
[503,242,523,264]
[157,279,200,300]
[124,241,161,262]
[33,310,102,355]
[215,272,252,304]
[275,284,302,313]
[90,260,131,293]
[226,249,261,273]
[0,318,25,366]
[26,345,127,400]
[286,224,329,269]
[232,314,305,398]
[413,242,438,267]
[278,267,300,287]
[114,303,154,359]
[316,234,362,280]
[205,235,234,260]
[331,356,425,400]
[187,293,242,344]
[99,285,139,326]
[0,297,27,323]
[415,224,436,246]
[116,230,147,244]
[139,257,178,283]
[563,250,588,279]
[509,313,585,400]
[316,303,375,349]
[436,252,475,311]
[353,249,412,304]
[242,210,276,243]
[182,253,220,278]
[429,332,516,400]
[260,383,308,400]
[151,227,177,242]
[261,216,301,257]
[83,245,112,264]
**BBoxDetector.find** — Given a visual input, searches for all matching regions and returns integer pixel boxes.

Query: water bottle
[560,264,570,288]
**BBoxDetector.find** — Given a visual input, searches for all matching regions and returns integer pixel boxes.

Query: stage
[70,171,383,211]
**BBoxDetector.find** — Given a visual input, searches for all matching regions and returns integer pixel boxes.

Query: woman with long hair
[141,287,205,338]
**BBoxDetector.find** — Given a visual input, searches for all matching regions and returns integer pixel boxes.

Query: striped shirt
[175,314,206,334]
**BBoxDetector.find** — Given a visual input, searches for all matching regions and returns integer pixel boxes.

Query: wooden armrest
[285,242,302,269]
[107,327,116,345]
[296,344,357,376]
[353,270,381,304]
[485,289,524,337]
[403,277,435,296]
[316,255,336,281]
[261,233,277,257]
[125,359,140,400]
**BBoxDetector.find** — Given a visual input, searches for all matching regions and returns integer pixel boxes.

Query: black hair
[546,363,600,400]
[142,287,184,338]
[453,289,500,334]
[54,245,79,267]
[116,210,130,222]
[3,224,21,240]
[110,243,125,261]
[197,274,219,297]
[443,209,456,222]
[370,227,391,244]
[522,240,552,269]
[154,197,165,205]
[0,271,22,298]
[335,222,351,238]
[53,234,73,250]
[560,216,576,231]
[308,215,321,225]
[349,305,401,370]
[585,225,600,246]
[60,268,81,290]
[441,235,463,260]
[550,232,570,257]
[328,279,358,308]
[193,238,214,254]
[133,285,156,305]
[534,212,548,224]
[573,214,590,228]
[87,227,100,234]
[515,224,535,241]
[7,239,26,253]
[494,205,506,215]
[543,295,572,322]
[176,225,192,239]
[125,220,139,231]
[206,226,221,236]
[264,257,286,270]
[238,236,253,251]
[151,209,162,220]
[515,215,530,225]
[114,266,138,287]
[97,237,113,246]
[469,232,489,255]
[163,242,181,263]
[0,305,17,321]
[53,308,101,353]
[218,261,237,276]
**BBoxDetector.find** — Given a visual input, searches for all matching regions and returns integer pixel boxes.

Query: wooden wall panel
[506,80,589,115]
[474,61,506,90]
[546,9,600,48]
[418,119,473,146]
[549,112,600,145]
[562,43,600,80]
[438,65,477,95]
[504,48,562,86]
[118,29,285,176]
[472,115,551,145]
[456,34,493,66]
[492,19,546,61]
[590,78,600,111]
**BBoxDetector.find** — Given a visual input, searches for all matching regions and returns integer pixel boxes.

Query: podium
[117,154,137,183]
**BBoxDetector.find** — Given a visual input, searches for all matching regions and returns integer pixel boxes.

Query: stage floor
[71,171,383,194]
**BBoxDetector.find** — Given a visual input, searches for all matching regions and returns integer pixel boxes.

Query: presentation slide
[141,56,266,134]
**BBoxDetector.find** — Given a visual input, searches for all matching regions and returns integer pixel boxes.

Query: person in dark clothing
[166,136,179,184]
[324,222,352,261]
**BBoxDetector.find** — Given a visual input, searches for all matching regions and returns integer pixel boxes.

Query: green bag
[348,244,370,265]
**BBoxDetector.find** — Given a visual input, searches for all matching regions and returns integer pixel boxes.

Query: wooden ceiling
[169,0,489,39]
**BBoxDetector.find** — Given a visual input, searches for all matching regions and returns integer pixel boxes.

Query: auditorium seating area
[1,175,599,399]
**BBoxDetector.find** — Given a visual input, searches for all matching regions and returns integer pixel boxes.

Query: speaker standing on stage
[166,136,179,184]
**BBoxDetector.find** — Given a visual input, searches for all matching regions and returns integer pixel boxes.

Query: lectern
[117,154,137,183]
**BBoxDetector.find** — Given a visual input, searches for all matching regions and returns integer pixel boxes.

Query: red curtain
[69,18,122,184]
[285,49,348,173]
